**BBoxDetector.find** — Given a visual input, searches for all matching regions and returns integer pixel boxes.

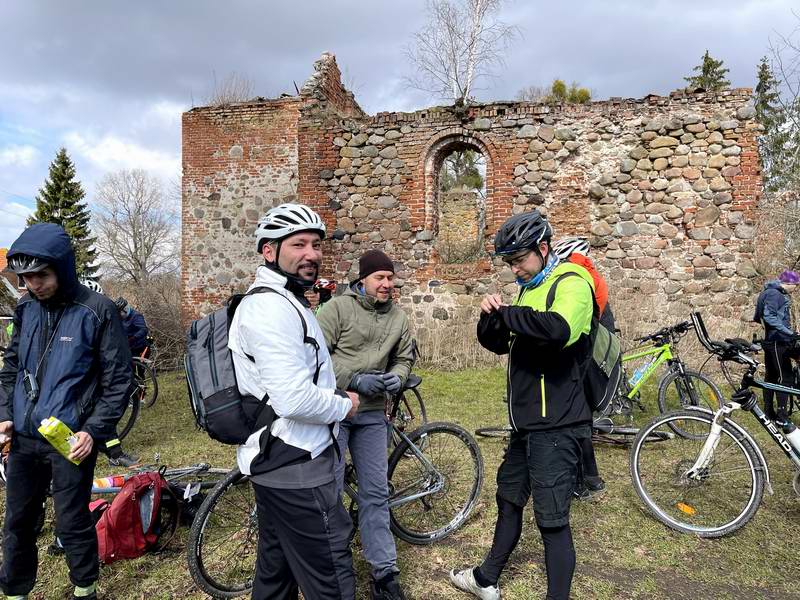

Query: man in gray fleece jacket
[317,249,415,600]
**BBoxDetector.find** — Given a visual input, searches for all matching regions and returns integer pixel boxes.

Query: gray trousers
[334,409,399,580]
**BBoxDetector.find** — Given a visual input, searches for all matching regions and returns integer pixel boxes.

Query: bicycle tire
[387,421,484,545]
[592,425,671,446]
[629,410,764,538]
[657,370,723,439]
[187,468,256,598]
[474,426,512,439]
[134,358,159,408]
[116,385,141,441]
[161,466,230,491]
[390,387,428,450]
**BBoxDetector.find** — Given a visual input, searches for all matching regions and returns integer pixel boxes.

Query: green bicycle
[596,320,724,442]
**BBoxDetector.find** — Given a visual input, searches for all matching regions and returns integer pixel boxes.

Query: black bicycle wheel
[630,410,764,537]
[391,387,428,450]
[133,358,159,409]
[387,421,484,545]
[116,385,141,441]
[657,370,723,439]
[187,468,257,598]
[474,426,512,439]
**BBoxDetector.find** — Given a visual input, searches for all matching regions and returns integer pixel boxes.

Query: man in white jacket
[229,203,359,600]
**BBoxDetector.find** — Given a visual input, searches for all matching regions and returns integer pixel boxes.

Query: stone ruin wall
[182,53,764,336]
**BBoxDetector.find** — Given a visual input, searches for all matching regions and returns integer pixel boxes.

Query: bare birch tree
[405,0,518,104]
[93,169,178,284]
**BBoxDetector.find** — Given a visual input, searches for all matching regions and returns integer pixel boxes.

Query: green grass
[2,368,799,599]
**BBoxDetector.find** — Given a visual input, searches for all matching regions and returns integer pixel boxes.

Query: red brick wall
[181,98,303,320]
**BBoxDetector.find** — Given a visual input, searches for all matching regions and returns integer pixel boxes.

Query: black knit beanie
[358,250,395,281]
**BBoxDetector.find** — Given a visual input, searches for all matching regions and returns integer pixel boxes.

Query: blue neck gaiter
[517,253,560,289]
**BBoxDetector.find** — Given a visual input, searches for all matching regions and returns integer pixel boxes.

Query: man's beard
[296,262,319,283]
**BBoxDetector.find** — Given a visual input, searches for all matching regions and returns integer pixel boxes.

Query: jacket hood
[764,280,787,293]
[346,281,393,313]
[8,223,79,301]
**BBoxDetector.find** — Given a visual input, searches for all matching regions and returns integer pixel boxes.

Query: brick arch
[416,129,500,233]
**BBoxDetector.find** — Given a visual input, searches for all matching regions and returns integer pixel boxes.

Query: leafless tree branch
[404,0,519,104]
[93,169,179,285]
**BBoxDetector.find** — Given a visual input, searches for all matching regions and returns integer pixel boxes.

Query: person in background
[754,269,800,426]
[0,223,131,600]
[317,250,414,600]
[551,236,614,500]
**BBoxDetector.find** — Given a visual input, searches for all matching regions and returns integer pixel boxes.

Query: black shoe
[370,574,407,600]
[47,537,65,556]
[584,475,606,492]
[107,451,141,468]
[71,594,97,600]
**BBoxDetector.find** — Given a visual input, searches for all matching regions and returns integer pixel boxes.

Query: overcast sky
[0,0,796,248]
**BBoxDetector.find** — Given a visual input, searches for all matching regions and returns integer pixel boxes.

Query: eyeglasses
[501,251,532,267]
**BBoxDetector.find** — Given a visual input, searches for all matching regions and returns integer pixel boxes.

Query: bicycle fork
[684,404,736,480]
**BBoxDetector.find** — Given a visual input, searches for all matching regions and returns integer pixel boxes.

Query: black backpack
[546,272,622,414]
[184,287,320,445]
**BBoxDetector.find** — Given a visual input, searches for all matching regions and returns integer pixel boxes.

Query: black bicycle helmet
[114,297,129,311]
[494,210,553,256]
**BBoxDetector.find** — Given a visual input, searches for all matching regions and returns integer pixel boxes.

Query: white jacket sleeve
[236,295,352,425]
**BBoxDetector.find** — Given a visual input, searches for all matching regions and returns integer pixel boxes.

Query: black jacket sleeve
[477,311,511,355]
[82,305,133,440]
[0,305,22,423]
[496,305,572,352]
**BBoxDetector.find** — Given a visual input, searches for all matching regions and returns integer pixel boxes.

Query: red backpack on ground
[94,471,178,564]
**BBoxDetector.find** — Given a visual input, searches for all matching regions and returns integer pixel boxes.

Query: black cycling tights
[476,495,575,600]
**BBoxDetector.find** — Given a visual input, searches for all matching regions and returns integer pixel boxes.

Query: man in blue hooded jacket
[0,223,132,600]
[754,269,800,425]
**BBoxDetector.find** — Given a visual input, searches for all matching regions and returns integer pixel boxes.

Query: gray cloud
[0,0,796,247]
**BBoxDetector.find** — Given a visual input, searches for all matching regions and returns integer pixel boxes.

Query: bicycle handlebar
[690,312,760,368]
[634,320,692,343]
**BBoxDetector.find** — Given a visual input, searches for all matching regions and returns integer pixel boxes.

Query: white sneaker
[448,568,501,600]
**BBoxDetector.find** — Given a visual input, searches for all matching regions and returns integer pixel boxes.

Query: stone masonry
[182,52,764,330]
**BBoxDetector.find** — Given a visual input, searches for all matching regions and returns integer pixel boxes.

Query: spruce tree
[755,57,800,192]
[684,50,731,91]
[28,148,98,278]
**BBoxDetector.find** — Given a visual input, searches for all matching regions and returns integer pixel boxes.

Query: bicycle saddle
[403,374,422,390]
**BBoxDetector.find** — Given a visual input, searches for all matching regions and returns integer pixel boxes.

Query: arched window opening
[434,145,487,263]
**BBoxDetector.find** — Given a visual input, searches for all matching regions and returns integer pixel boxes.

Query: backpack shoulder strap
[545,270,601,334]
[545,271,582,311]
[236,286,322,382]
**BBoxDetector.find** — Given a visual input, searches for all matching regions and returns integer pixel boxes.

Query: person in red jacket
[551,237,614,499]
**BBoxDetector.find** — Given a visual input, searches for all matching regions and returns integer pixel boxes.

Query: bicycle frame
[342,423,445,511]
[621,343,673,397]
[684,375,800,492]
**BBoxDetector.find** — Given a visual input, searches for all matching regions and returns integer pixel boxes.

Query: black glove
[349,373,386,397]
[382,373,402,395]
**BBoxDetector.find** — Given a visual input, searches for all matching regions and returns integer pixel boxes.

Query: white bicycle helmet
[255,203,326,252]
[81,279,104,294]
[552,236,590,259]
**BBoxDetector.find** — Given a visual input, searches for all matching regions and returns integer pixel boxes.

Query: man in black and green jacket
[317,249,414,600]
[449,210,594,600]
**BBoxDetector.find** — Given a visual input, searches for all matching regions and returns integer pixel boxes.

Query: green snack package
[38,417,81,465]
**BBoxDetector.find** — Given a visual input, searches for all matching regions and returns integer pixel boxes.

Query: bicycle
[594,320,723,443]
[186,381,484,598]
[0,454,229,542]
[388,341,428,449]
[114,355,159,442]
[629,312,800,538]
[135,342,160,409]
